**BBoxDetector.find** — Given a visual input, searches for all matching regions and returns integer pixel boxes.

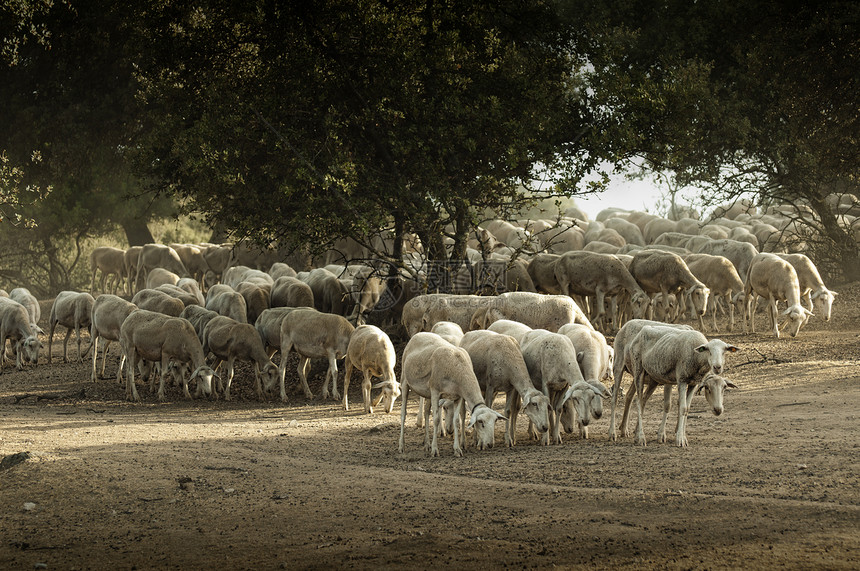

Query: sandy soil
[0,289,858,570]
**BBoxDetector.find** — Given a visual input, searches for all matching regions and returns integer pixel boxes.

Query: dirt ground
[0,289,858,570]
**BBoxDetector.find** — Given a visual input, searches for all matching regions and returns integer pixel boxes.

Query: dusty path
[0,292,858,569]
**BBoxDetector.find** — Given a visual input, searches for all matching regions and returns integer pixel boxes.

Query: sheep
[692,238,759,284]
[345,265,386,325]
[399,332,506,457]
[120,309,216,401]
[9,287,43,334]
[744,252,812,338]
[277,307,355,402]
[48,291,95,364]
[608,319,693,440]
[604,216,646,246]
[253,306,306,360]
[630,250,710,330]
[683,253,746,332]
[526,253,563,295]
[131,288,185,317]
[123,246,143,295]
[342,324,400,414]
[89,246,126,295]
[301,267,353,316]
[179,304,221,344]
[610,319,737,446]
[775,253,837,322]
[235,281,270,326]
[145,268,181,289]
[201,243,234,283]
[202,315,278,401]
[89,294,138,382]
[176,277,206,306]
[557,322,614,438]
[169,243,210,290]
[270,276,314,309]
[486,318,532,342]
[154,284,202,308]
[205,289,248,323]
[134,243,189,291]
[554,251,650,331]
[268,262,297,281]
[0,297,42,371]
[473,255,536,294]
[459,329,551,447]
[518,328,605,445]
[481,292,592,332]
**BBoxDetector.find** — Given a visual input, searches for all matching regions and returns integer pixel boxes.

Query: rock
[23,502,36,511]
[1,451,31,472]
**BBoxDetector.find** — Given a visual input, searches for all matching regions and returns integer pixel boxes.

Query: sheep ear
[576,351,584,364]
[725,380,738,389]
[694,383,705,396]
[520,393,532,409]
[494,411,508,421]
[726,345,739,353]
[695,345,709,353]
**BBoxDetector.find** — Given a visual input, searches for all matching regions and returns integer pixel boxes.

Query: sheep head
[520,390,550,435]
[811,289,836,322]
[371,379,401,413]
[694,372,738,416]
[190,365,217,398]
[694,339,739,375]
[467,403,506,450]
[19,335,42,365]
[630,291,650,319]
[687,284,711,317]
[781,304,811,337]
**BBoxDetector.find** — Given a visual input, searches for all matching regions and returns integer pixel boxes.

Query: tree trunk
[121,218,154,247]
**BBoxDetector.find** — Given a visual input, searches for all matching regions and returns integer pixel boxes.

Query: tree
[132,0,613,268]
[570,0,860,281]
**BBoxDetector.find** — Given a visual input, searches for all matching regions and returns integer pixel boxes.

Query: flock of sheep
[0,197,843,456]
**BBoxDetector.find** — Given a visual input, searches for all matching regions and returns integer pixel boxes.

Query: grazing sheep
[554,251,650,331]
[344,265,387,325]
[235,281,271,326]
[146,267,181,290]
[253,306,305,359]
[205,289,248,323]
[179,304,221,344]
[48,291,95,364]
[428,321,465,345]
[399,332,506,457]
[486,318,532,343]
[518,328,604,445]
[630,250,710,330]
[9,287,43,334]
[610,319,737,446]
[527,253,563,295]
[176,278,206,306]
[120,309,216,401]
[154,284,202,308]
[302,268,353,316]
[90,294,138,382]
[684,253,746,332]
[277,307,355,402]
[459,330,551,447]
[482,292,592,332]
[131,288,185,317]
[473,255,537,294]
[0,297,42,371]
[557,322,614,438]
[89,246,126,295]
[342,324,400,414]
[202,315,278,401]
[775,253,837,322]
[401,293,493,336]
[170,243,210,290]
[201,243,234,284]
[268,262,297,281]
[744,252,811,338]
[135,244,189,291]
[692,238,759,284]
[270,276,314,309]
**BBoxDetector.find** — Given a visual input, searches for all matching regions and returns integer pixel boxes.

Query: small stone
[23,502,36,511]
[288,420,299,428]
[223,488,235,494]
[34,563,47,570]
[797,464,808,470]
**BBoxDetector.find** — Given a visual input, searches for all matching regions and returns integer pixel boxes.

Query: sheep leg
[430,390,442,457]
[656,384,672,443]
[619,379,637,438]
[675,382,692,447]
[223,358,236,401]
[90,335,100,383]
[157,354,170,402]
[415,397,425,428]
[361,370,374,414]
[451,398,464,457]
[296,356,314,399]
[101,339,112,378]
[277,351,289,402]
[75,324,84,363]
[342,356,353,411]
[504,391,519,448]
[325,349,340,401]
[62,328,71,364]
[632,368,647,446]
[125,350,140,402]
[768,297,780,339]
[423,397,433,448]
[398,384,410,453]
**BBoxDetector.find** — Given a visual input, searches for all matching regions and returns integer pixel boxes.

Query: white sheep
[202,315,278,401]
[630,250,710,330]
[775,253,837,322]
[557,322,614,438]
[744,252,811,338]
[277,307,355,402]
[145,267,181,290]
[9,287,43,335]
[692,238,759,283]
[179,304,221,344]
[134,243,188,291]
[270,276,314,309]
[301,268,352,316]
[428,321,465,344]
[399,332,506,457]
[253,306,303,360]
[89,246,127,295]
[205,289,248,323]
[235,281,271,326]
[90,294,138,383]
[0,297,42,371]
[123,246,143,295]
[342,324,400,414]
[526,253,563,295]
[684,253,746,332]
[268,262,297,280]
[176,277,206,306]
[459,329,550,447]
[415,294,495,334]
[154,284,202,308]
[48,291,95,364]
[482,291,592,332]
[610,319,737,446]
[131,288,185,317]
[120,308,216,401]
